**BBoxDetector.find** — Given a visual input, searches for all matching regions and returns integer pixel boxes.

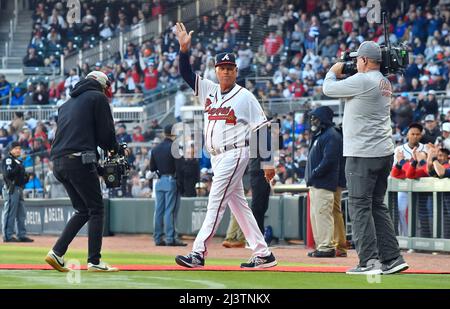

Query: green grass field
[1,246,449,289]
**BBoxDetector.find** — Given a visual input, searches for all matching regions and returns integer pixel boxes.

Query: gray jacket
[323,70,394,157]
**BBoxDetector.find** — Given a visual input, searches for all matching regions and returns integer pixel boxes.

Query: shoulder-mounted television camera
[101,143,130,188]
[339,12,410,77]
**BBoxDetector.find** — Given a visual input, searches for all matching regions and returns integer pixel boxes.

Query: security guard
[1,141,33,243]
[45,71,121,272]
[150,124,187,246]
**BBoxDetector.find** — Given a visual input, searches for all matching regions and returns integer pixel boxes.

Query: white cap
[443,122,450,132]
[86,71,110,89]
[424,114,435,122]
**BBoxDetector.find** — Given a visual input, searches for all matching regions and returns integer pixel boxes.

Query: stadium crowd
[1,0,450,198]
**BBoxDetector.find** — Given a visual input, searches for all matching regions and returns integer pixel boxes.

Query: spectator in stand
[64,68,80,97]
[99,17,115,40]
[10,87,24,106]
[143,119,162,142]
[143,63,158,91]
[132,126,145,142]
[289,79,306,98]
[48,81,60,103]
[24,172,43,193]
[435,122,450,151]
[263,30,284,63]
[23,84,35,106]
[9,112,24,136]
[319,36,339,60]
[418,90,439,119]
[421,114,441,144]
[33,83,49,105]
[23,47,44,67]
[0,128,12,149]
[116,124,132,144]
[392,94,413,132]
[0,74,11,106]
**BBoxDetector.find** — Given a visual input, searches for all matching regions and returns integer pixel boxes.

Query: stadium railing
[273,177,450,252]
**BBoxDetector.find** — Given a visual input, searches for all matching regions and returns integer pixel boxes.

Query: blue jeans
[154,176,178,244]
[2,186,27,240]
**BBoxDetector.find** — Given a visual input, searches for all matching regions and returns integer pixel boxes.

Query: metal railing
[0,104,147,123]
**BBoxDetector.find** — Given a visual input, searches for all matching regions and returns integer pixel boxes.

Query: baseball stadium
[1,0,450,301]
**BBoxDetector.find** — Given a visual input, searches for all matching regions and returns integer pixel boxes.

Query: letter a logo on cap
[222,54,230,61]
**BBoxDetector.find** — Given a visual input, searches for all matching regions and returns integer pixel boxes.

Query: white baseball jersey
[187,74,271,259]
[194,75,268,154]
[393,143,427,165]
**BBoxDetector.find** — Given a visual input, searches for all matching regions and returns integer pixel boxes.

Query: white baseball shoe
[45,250,71,272]
[87,261,119,272]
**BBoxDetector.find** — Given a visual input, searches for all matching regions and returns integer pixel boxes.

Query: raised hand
[411,147,418,161]
[174,22,194,53]
[396,150,405,163]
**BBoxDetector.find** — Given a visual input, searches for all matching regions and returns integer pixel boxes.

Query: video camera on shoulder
[101,143,130,188]
[338,12,410,77]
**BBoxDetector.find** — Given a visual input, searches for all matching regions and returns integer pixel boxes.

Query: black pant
[52,156,104,264]
[345,156,400,266]
[250,170,271,234]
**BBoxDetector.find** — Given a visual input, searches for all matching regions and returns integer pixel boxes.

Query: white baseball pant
[192,147,270,258]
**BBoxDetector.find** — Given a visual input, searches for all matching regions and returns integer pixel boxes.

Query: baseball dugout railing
[273,177,450,252]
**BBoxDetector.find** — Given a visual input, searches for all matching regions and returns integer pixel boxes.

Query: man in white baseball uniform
[174,22,277,268]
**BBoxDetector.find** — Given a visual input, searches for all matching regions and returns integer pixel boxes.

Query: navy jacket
[305,125,343,192]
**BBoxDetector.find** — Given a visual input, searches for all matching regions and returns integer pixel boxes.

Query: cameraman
[1,142,34,243]
[45,71,122,272]
[323,41,408,275]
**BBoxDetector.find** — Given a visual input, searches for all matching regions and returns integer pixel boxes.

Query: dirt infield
[2,234,449,272]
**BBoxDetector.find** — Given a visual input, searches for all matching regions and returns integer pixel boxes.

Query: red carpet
[0,264,449,274]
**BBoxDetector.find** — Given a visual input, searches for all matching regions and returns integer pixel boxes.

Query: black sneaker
[175,253,204,268]
[346,259,382,275]
[381,256,409,275]
[155,240,166,246]
[240,253,277,269]
[167,240,188,247]
[18,236,34,243]
[307,249,336,258]
[3,237,19,243]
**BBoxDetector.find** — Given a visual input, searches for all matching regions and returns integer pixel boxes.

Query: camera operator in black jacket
[45,71,123,272]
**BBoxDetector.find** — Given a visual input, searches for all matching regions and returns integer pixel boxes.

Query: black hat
[310,106,334,126]
[215,52,237,67]
[164,124,174,136]
[9,141,21,150]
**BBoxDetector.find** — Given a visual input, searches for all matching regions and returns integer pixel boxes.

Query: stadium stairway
[0,9,34,69]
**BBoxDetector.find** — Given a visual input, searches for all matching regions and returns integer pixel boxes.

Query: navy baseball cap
[215,52,237,67]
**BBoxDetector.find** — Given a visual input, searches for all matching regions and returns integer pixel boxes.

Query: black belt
[211,140,249,156]
[65,154,81,159]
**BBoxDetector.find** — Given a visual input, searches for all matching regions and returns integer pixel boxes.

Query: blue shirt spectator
[10,87,24,106]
